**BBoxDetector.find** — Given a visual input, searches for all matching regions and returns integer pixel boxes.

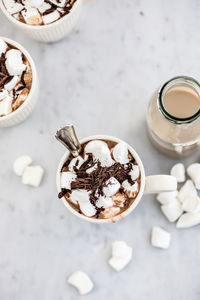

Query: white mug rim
[56,135,146,224]
[0,37,38,122]
[0,0,81,30]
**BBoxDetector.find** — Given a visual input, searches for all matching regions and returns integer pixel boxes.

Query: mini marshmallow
[170,163,185,183]
[38,1,51,13]
[122,180,138,196]
[5,49,26,76]
[129,164,140,181]
[70,189,90,204]
[13,155,32,176]
[42,10,60,24]
[109,241,132,272]
[187,163,200,190]
[3,0,23,14]
[68,156,84,173]
[96,195,113,209]
[68,271,93,295]
[22,7,42,25]
[60,172,76,190]
[0,89,8,100]
[112,142,130,164]
[79,201,96,217]
[0,39,7,55]
[151,226,171,249]
[4,76,19,91]
[0,96,12,116]
[177,180,197,203]
[22,165,44,187]
[145,175,177,194]
[176,212,200,228]
[103,177,120,197]
[156,191,178,205]
[85,140,114,167]
[161,200,183,222]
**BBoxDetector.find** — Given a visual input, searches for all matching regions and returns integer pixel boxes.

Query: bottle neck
[158,76,200,124]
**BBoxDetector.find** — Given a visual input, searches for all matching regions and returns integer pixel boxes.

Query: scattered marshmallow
[68,156,84,173]
[170,163,185,183]
[60,171,76,190]
[177,180,197,203]
[151,226,171,249]
[5,49,26,76]
[181,195,200,213]
[22,165,44,187]
[4,76,19,91]
[112,142,130,164]
[0,89,8,100]
[156,191,178,205]
[103,177,120,197]
[161,200,183,222]
[96,195,113,209]
[176,212,200,229]
[187,163,200,190]
[13,155,32,176]
[85,140,114,167]
[145,175,177,194]
[109,241,132,272]
[0,39,7,55]
[42,10,60,24]
[129,164,140,181]
[68,271,93,295]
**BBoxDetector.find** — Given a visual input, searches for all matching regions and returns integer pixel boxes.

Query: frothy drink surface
[163,86,200,119]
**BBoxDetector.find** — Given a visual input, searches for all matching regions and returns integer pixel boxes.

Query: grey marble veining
[0,0,200,299]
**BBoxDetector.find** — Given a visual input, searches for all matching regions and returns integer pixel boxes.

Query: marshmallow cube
[187,163,200,190]
[181,196,200,213]
[170,163,185,183]
[177,180,197,203]
[22,165,44,187]
[156,191,178,205]
[0,89,8,100]
[85,140,114,167]
[145,175,177,194]
[68,271,93,295]
[96,196,113,209]
[0,96,13,116]
[112,142,130,164]
[13,155,32,176]
[68,156,85,173]
[109,241,132,272]
[79,201,96,217]
[0,39,7,55]
[176,212,200,229]
[42,10,60,25]
[129,164,140,181]
[161,200,183,222]
[4,76,19,91]
[60,171,76,190]
[5,49,26,76]
[103,177,120,197]
[151,226,171,249]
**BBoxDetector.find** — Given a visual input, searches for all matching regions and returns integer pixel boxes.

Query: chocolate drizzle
[0,53,12,91]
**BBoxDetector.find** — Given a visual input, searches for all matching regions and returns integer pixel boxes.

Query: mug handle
[144,175,177,194]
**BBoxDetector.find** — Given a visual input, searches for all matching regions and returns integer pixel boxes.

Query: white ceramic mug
[0,37,39,127]
[56,135,177,223]
[0,0,89,42]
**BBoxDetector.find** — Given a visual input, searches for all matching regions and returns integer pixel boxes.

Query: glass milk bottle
[147,76,200,157]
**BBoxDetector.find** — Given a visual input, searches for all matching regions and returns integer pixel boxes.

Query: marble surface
[1,0,200,299]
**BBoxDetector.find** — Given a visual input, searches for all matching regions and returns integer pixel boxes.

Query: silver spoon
[55,124,82,157]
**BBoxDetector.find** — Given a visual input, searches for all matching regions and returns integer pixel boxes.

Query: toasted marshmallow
[0,89,8,100]
[0,96,12,116]
[60,171,76,190]
[103,177,120,197]
[156,191,178,205]
[170,163,185,183]
[151,226,171,249]
[70,189,90,204]
[161,200,183,222]
[22,8,42,25]
[68,271,93,295]
[42,10,60,24]
[177,180,197,203]
[187,163,200,190]
[85,140,114,167]
[109,241,132,272]
[122,180,138,198]
[68,156,84,173]
[3,0,23,14]
[5,49,26,76]
[13,155,32,176]
[100,207,120,219]
[112,142,130,164]
[0,39,7,55]
[129,164,140,181]
[112,192,127,207]
[176,212,200,228]
[96,195,113,209]
[79,201,96,217]
[22,165,44,187]
[4,75,19,91]
[38,1,51,13]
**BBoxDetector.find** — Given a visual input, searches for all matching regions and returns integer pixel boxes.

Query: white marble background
[0,0,200,299]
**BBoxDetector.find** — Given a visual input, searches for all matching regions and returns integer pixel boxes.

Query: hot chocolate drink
[2,0,77,25]
[0,38,32,117]
[58,139,141,219]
